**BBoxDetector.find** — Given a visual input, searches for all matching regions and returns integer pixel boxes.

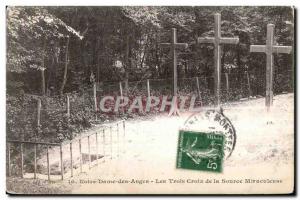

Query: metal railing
[7,120,125,181]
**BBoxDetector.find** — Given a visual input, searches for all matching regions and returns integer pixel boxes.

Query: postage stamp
[5,5,294,194]
[182,109,236,159]
[176,130,225,173]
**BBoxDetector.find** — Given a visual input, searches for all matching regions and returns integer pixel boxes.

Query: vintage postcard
[6,6,295,195]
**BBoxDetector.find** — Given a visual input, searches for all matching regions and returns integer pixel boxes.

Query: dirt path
[66,93,294,194]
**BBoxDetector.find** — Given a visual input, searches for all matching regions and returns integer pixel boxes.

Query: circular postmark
[181,109,236,159]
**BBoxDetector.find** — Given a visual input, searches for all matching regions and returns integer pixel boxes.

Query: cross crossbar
[161,43,188,49]
[250,23,292,111]
[197,13,239,107]
[250,45,292,54]
[160,28,188,116]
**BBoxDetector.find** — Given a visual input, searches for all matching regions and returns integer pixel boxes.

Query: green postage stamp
[176,130,225,173]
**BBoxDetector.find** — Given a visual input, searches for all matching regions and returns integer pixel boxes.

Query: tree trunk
[236,45,243,85]
[41,69,46,96]
[60,37,70,95]
[41,37,46,96]
[221,46,226,72]
[124,34,130,94]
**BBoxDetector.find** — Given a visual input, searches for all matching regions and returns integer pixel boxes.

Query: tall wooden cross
[197,13,239,108]
[250,24,292,111]
[161,28,188,116]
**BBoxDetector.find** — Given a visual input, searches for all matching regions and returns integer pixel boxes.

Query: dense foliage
[6,6,294,142]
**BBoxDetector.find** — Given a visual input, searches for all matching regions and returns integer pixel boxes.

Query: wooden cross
[197,13,239,108]
[250,24,292,111]
[161,28,188,116]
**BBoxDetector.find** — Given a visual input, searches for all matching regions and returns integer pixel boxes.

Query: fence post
[195,77,201,99]
[79,138,82,173]
[66,95,70,118]
[37,99,41,127]
[95,132,99,166]
[60,144,64,180]
[110,126,113,159]
[93,82,97,121]
[117,123,119,157]
[20,143,24,178]
[36,99,41,141]
[8,143,11,177]
[246,71,251,98]
[34,144,37,179]
[41,68,46,96]
[119,82,124,114]
[88,135,91,169]
[147,79,151,99]
[225,73,230,95]
[119,82,123,97]
[102,129,105,162]
[70,142,73,177]
[35,99,42,140]
[46,145,50,181]
[94,82,97,112]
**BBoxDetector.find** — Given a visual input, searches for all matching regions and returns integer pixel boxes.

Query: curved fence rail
[7,120,125,181]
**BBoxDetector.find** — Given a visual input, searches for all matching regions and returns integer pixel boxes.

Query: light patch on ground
[21,93,294,194]
[69,93,294,194]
